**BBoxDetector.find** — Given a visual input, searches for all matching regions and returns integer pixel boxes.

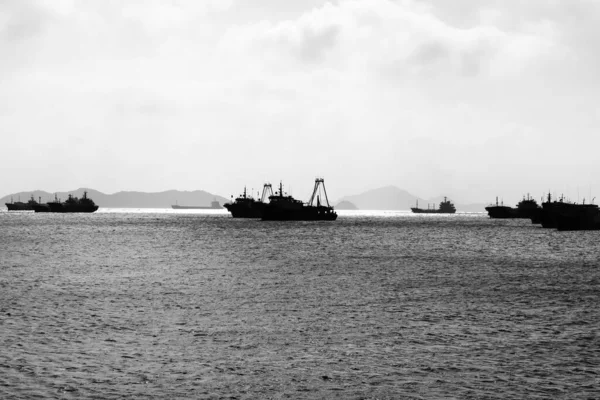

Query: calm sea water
[1,209,599,399]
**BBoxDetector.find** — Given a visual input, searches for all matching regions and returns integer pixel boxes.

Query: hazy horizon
[3,1,599,206]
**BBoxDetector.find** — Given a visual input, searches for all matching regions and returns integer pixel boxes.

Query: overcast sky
[2,0,599,204]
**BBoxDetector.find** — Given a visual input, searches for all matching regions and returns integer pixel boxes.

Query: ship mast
[260,183,273,203]
[308,178,331,207]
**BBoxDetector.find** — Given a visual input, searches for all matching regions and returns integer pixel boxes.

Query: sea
[0,209,598,399]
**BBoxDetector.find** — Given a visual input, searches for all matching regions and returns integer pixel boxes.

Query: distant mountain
[337,186,486,212]
[335,200,358,210]
[337,186,424,211]
[1,188,229,209]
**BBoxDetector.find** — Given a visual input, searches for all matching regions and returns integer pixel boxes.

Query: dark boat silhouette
[540,193,571,228]
[411,197,456,214]
[485,197,517,218]
[172,200,223,210]
[516,194,542,223]
[32,203,51,212]
[36,191,99,213]
[5,195,40,211]
[262,179,337,221]
[539,192,600,230]
[224,184,273,218]
[485,195,542,222]
[555,202,600,231]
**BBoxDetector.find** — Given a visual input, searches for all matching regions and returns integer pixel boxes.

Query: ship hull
[540,203,570,228]
[555,214,600,231]
[485,206,517,219]
[45,208,99,213]
[224,203,266,218]
[172,205,222,210]
[552,204,600,231]
[526,209,542,224]
[33,204,51,213]
[43,203,99,213]
[262,206,338,221]
[6,203,33,211]
[411,208,456,214]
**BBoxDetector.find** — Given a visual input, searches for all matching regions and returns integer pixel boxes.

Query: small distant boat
[261,179,337,221]
[172,200,223,210]
[411,197,456,214]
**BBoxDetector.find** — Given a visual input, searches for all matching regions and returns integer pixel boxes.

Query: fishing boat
[262,179,337,221]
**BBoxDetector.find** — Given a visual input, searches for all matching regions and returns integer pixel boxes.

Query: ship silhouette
[34,191,99,213]
[5,195,40,211]
[224,184,273,218]
[540,192,600,230]
[485,194,542,222]
[411,197,456,214]
[261,179,337,221]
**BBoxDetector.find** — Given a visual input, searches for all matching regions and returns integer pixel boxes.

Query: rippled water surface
[1,210,599,399]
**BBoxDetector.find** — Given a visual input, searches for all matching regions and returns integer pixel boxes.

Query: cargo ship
[172,200,222,210]
[540,193,569,228]
[223,184,273,218]
[261,179,337,221]
[538,192,600,230]
[485,195,542,222]
[516,194,542,223]
[411,197,456,214]
[5,195,40,211]
[485,197,517,219]
[35,191,99,213]
[555,202,600,231]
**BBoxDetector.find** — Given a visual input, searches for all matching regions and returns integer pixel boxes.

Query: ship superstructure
[224,184,273,218]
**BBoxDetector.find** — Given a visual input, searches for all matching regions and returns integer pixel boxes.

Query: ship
[485,195,543,221]
[540,193,569,228]
[35,191,99,213]
[5,195,40,211]
[172,200,223,210]
[33,202,51,212]
[261,179,337,221]
[411,197,456,214]
[539,192,600,230]
[555,202,600,231]
[515,194,542,223]
[485,197,518,219]
[223,184,273,218]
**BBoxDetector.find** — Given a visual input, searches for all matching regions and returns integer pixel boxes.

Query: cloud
[1,0,600,200]
[220,0,557,81]
[0,0,51,42]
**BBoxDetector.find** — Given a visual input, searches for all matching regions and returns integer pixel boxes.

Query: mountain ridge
[2,186,488,211]
[1,188,229,209]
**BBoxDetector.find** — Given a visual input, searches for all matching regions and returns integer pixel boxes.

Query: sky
[2,0,599,204]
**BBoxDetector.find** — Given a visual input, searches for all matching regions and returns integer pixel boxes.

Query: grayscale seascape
[1,210,598,399]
